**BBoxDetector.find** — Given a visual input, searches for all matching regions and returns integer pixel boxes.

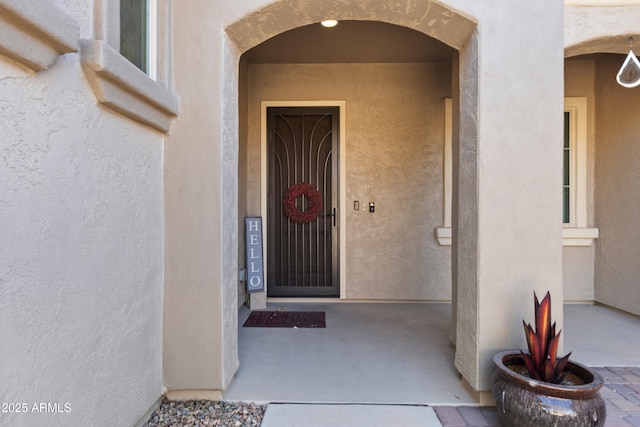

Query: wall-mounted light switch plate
[354,200,359,210]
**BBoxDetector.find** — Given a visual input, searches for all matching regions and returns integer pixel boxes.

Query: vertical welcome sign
[245,217,265,293]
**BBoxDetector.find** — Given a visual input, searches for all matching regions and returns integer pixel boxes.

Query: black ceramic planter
[492,351,606,427]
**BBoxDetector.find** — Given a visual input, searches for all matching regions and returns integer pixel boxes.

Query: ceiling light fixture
[321,20,338,28]
[616,36,640,88]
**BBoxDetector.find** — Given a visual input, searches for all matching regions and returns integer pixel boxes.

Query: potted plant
[491,291,606,427]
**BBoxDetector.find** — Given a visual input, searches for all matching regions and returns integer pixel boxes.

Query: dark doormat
[243,311,326,328]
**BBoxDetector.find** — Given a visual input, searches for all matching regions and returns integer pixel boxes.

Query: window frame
[81,0,177,133]
[564,97,587,228]
[96,0,158,78]
[119,0,158,78]
[436,97,598,247]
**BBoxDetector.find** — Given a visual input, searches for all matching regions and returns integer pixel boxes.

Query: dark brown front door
[267,107,339,297]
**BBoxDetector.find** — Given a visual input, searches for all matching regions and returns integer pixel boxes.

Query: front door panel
[267,107,339,297]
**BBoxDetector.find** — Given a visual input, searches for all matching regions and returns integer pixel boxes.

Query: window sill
[435,227,452,246]
[0,0,79,70]
[435,227,599,247]
[80,39,178,133]
[562,227,599,247]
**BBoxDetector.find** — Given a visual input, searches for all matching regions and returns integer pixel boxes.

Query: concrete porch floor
[223,302,640,406]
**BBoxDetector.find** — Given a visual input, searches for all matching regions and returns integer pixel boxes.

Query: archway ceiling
[242,20,454,64]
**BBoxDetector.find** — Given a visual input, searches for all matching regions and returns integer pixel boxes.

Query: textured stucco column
[163,2,239,397]
[453,1,565,393]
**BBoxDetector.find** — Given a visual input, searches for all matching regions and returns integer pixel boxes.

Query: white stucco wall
[50,0,94,38]
[565,3,640,57]
[0,51,164,427]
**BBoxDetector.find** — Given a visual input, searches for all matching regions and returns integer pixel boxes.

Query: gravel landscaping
[143,400,265,427]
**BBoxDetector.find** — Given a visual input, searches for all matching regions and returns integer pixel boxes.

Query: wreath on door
[282,182,323,224]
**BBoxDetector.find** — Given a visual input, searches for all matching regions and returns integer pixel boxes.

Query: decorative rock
[143,400,266,427]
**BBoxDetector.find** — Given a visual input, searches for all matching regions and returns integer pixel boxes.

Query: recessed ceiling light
[321,20,338,28]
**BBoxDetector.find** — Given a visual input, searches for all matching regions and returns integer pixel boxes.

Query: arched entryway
[227,18,469,403]
[565,6,640,318]
[223,0,478,402]
[164,0,569,401]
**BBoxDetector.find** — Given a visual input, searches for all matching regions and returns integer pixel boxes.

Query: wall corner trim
[0,0,79,71]
[80,39,178,133]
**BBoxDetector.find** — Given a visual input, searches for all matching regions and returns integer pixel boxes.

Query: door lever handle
[326,208,336,227]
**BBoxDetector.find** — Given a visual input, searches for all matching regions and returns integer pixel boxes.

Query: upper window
[119,0,157,78]
[81,0,176,132]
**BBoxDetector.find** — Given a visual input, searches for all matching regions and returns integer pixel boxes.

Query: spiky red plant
[521,291,572,384]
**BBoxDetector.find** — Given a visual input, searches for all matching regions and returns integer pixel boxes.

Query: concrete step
[261,403,442,427]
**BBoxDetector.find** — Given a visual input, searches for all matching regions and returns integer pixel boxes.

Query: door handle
[326,208,336,227]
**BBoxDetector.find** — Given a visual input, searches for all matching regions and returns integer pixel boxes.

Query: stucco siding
[245,62,452,300]
[564,247,596,300]
[0,53,164,426]
[3,0,634,413]
[594,56,640,317]
[163,1,240,394]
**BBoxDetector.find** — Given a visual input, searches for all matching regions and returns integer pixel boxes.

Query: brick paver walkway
[434,367,640,427]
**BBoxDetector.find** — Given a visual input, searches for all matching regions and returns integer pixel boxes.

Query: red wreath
[282,183,323,224]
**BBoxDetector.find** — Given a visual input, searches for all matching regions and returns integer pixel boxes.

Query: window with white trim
[563,98,587,227]
[120,0,157,78]
[562,97,598,245]
[435,98,453,246]
[563,111,572,224]
[81,0,176,132]
[436,97,598,247]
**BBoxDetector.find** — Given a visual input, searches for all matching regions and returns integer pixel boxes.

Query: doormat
[243,311,326,328]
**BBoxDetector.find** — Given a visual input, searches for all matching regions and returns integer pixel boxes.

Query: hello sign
[244,217,265,293]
